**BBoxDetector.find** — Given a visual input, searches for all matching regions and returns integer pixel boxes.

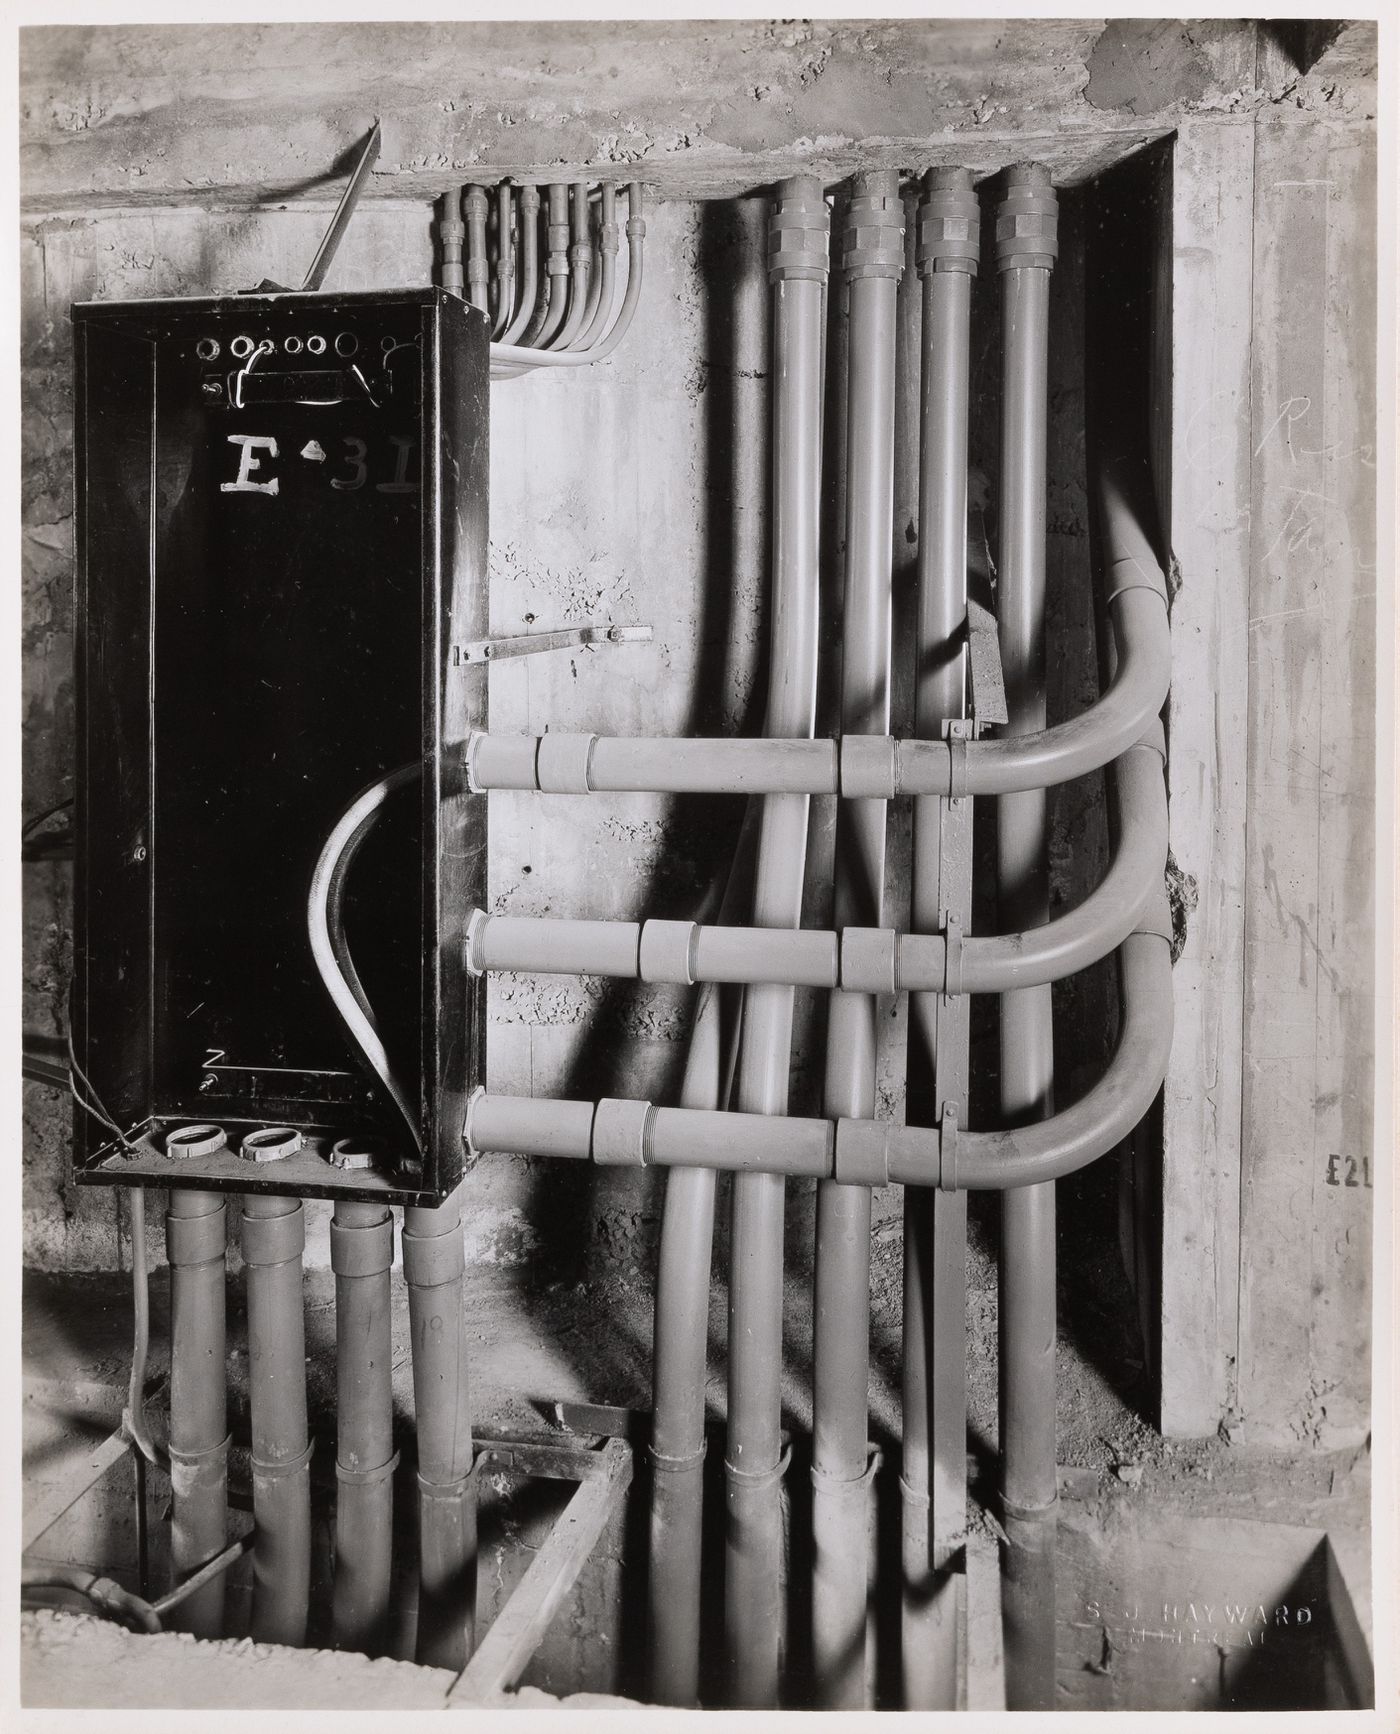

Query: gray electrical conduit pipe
[649,798,759,1707]
[547,181,593,350]
[491,185,645,374]
[500,185,540,347]
[491,182,515,340]
[165,1188,230,1639]
[462,727,1166,996]
[522,182,570,349]
[903,162,981,1713]
[331,1199,398,1655]
[403,1188,476,1670]
[463,919,1172,1191]
[724,174,827,1710]
[812,169,901,1713]
[462,589,1167,793]
[569,185,618,351]
[242,1194,312,1648]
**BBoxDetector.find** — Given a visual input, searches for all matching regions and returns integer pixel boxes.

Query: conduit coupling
[464,186,491,312]
[439,192,465,296]
[842,173,904,281]
[995,163,1058,272]
[769,176,830,284]
[462,572,1169,798]
[917,166,980,276]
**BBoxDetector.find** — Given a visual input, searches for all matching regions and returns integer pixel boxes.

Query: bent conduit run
[464,913,1173,1191]
[447,163,1174,1711]
[209,160,1168,1707]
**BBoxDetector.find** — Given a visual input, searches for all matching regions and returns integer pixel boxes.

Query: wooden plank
[964,1530,1006,1712]
[448,1436,632,1703]
[22,1423,131,1552]
[1158,118,1254,1437]
[1237,113,1376,1448]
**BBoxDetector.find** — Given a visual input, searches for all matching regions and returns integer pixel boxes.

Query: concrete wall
[19,21,1382,1447]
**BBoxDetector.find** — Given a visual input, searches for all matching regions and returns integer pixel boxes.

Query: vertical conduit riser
[241,1194,312,1648]
[725,174,827,1710]
[165,1189,230,1639]
[904,163,980,1710]
[995,162,1060,1713]
[812,168,902,1710]
[404,1189,476,1671]
[649,802,759,1708]
[331,1200,397,1654]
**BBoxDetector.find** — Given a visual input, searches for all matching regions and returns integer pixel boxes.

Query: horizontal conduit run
[464,589,1166,801]
[464,922,1173,1193]
[463,727,1165,996]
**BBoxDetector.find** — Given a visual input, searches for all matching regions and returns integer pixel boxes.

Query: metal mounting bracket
[451,622,653,666]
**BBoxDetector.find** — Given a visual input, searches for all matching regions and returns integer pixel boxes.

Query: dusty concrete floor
[22,1246,1372,1708]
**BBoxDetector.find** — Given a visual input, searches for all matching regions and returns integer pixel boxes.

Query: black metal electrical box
[71,287,488,1204]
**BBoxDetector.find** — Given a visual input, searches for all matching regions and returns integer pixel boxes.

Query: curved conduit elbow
[953,928,1174,1190]
[959,728,1166,993]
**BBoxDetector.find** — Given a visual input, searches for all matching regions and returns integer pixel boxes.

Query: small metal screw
[202,380,224,398]
[132,845,148,862]
[199,1073,217,1092]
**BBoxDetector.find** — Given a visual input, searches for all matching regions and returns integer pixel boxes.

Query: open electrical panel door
[71,287,489,1203]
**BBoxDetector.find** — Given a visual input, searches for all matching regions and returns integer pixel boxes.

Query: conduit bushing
[165,1123,227,1160]
[842,169,904,281]
[239,1125,303,1163]
[995,163,1058,272]
[918,165,981,277]
[768,175,830,284]
[329,1137,382,1172]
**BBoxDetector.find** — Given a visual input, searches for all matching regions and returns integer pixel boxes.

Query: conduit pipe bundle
[439,181,647,378]
[452,162,1174,1710]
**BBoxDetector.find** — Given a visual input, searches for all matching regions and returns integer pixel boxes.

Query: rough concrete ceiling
[17,18,1377,211]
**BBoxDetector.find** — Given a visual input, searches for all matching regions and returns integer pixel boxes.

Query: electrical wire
[21,1567,161,1635]
[122,1187,169,1476]
[307,764,423,1154]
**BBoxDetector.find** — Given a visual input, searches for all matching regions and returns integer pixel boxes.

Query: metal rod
[152,1534,253,1619]
[331,1199,396,1654]
[649,802,758,1707]
[404,1187,476,1670]
[302,120,381,293]
[166,1188,229,1638]
[904,163,981,1709]
[994,162,1059,1712]
[812,169,901,1710]
[724,174,828,1709]
[241,1193,311,1648]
